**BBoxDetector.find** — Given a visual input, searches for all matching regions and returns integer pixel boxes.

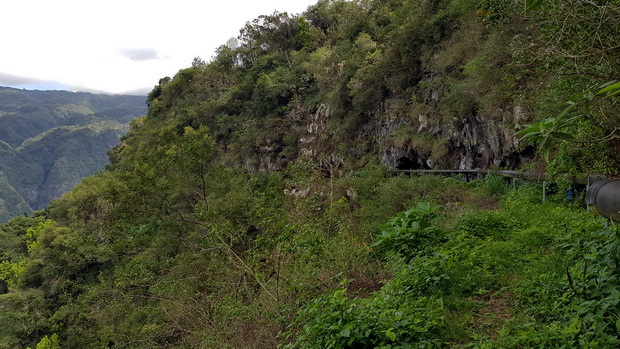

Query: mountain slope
[16,122,128,209]
[0,87,145,221]
[0,0,619,347]
[0,87,144,147]
[0,171,32,222]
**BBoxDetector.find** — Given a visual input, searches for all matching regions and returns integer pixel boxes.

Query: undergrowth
[283,181,617,348]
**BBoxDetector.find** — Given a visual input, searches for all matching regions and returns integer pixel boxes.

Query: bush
[282,283,446,348]
[372,202,443,259]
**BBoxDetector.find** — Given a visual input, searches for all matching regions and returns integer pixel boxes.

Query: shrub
[282,284,446,348]
[372,202,443,259]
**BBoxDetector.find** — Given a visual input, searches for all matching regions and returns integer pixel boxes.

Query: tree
[517,81,620,162]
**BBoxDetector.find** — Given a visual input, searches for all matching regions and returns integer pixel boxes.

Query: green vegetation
[285,187,618,348]
[1,168,617,347]
[0,87,146,221]
[518,81,620,163]
[1,0,619,347]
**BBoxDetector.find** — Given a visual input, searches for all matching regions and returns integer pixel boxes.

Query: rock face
[244,94,530,175]
[275,97,530,173]
[299,103,329,159]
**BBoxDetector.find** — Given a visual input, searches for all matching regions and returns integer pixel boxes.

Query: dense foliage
[285,189,618,348]
[1,0,619,347]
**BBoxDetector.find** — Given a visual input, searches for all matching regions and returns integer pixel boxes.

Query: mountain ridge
[0,86,146,222]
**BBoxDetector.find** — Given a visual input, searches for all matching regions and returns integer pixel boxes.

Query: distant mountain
[0,87,146,222]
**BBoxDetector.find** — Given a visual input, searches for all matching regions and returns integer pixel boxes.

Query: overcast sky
[1,0,318,95]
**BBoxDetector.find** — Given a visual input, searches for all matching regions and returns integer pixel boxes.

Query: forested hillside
[0,87,146,221]
[1,0,619,347]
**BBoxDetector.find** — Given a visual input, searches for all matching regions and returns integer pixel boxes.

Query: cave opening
[396,156,419,170]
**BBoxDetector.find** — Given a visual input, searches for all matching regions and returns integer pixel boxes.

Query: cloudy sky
[1,0,318,95]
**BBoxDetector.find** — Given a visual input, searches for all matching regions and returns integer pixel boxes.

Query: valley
[0,87,146,222]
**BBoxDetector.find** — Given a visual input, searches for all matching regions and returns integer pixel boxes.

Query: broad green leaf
[385,328,397,341]
[539,136,552,163]
[516,125,541,134]
[596,81,620,95]
[556,102,576,121]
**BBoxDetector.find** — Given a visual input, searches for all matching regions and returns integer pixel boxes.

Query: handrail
[389,168,618,222]
[388,169,608,185]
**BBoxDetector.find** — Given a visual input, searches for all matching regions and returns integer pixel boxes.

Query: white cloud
[1,0,318,95]
[0,72,53,87]
[119,48,161,61]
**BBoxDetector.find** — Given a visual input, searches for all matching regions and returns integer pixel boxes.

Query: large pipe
[586,180,620,222]
[390,169,620,222]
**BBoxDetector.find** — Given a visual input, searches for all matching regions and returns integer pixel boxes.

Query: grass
[284,180,616,347]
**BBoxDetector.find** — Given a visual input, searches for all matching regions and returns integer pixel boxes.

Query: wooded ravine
[0,87,146,222]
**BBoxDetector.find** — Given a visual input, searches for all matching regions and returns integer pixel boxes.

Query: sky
[1,0,318,95]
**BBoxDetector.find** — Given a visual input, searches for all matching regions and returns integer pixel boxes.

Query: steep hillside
[0,87,145,221]
[0,171,32,222]
[136,0,618,176]
[0,141,37,222]
[15,122,128,210]
[0,0,619,348]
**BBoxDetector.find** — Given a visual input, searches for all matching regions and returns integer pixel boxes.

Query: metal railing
[389,169,619,222]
